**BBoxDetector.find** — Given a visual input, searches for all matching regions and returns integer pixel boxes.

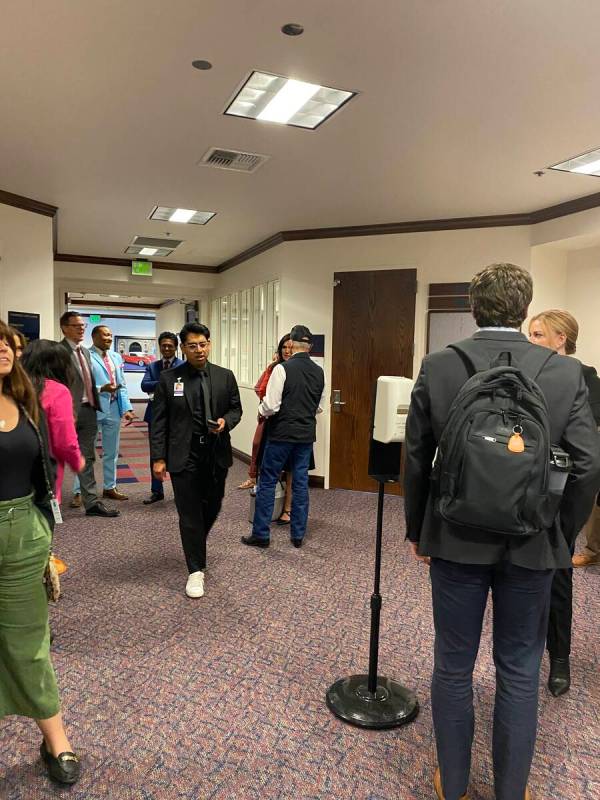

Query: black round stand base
[326,674,419,729]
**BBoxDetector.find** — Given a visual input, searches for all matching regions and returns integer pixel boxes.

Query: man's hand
[409,541,430,565]
[152,460,167,481]
[123,410,135,426]
[100,382,118,394]
[209,417,226,434]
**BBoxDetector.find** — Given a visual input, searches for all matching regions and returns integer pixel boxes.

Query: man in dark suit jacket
[151,322,242,599]
[140,331,184,504]
[59,310,118,518]
[403,264,600,800]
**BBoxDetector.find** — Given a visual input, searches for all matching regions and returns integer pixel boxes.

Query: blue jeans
[430,558,554,800]
[252,441,312,541]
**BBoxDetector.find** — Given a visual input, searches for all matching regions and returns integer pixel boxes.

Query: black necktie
[163,359,170,370]
[199,369,212,422]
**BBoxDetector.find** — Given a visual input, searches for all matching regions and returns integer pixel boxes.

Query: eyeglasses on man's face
[66,323,87,329]
[183,341,210,351]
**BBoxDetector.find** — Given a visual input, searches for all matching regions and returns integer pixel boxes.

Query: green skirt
[0,494,60,720]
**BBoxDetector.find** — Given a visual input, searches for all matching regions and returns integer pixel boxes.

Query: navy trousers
[430,558,554,800]
[252,440,312,541]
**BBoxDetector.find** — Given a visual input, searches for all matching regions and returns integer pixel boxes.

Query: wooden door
[329,269,416,493]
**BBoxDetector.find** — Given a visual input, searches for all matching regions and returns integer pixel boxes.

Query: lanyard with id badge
[174,379,184,397]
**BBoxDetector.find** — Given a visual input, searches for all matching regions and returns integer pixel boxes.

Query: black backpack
[432,339,558,536]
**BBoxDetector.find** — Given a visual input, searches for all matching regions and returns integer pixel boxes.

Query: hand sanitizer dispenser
[372,376,415,444]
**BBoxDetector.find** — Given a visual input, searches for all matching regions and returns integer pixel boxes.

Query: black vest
[267,352,325,443]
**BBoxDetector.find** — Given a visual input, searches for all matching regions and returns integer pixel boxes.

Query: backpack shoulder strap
[515,346,556,382]
[447,338,491,376]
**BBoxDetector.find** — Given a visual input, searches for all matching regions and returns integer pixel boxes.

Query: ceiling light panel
[225,71,356,130]
[149,206,216,225]
[550,147,600,177]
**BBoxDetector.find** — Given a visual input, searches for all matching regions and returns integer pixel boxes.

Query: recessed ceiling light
[550,146,600,177]
[192,60,212,70]
[148,206,216,225]
[225,70,356,129]
[139,247,158,256]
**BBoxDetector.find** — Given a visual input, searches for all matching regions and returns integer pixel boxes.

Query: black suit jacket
[60,338,101,416]
[150,360,242,473]
[404,330,600,570]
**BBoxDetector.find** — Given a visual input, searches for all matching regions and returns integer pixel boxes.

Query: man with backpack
[403,263,600,800]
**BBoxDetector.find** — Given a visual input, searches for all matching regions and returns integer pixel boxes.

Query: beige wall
[566,246,600,368]
[0,204,54,336]
[215,225,532,481]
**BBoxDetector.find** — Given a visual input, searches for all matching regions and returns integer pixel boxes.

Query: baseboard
[232,448,325,488]
[232,447,251,465]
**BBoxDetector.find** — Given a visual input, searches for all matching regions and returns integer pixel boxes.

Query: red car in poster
[122,353,155,367]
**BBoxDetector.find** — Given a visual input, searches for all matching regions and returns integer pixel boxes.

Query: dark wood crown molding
[217,189,600,273]
[55,253,218,274]
[0,188,58,217]
[70,298,161,310]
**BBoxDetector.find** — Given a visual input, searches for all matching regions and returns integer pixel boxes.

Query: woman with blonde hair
[0,320,80,783]
[529,309,600,697]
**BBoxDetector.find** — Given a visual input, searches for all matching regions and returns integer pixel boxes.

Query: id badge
[174,380,184,397]
[50,498,63,524]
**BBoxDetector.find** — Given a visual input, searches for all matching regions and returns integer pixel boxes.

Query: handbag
[44,555,61,602]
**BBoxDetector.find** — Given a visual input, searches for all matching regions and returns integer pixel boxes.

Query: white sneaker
[185,571,205,598]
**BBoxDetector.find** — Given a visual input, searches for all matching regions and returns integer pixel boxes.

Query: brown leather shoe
[434,768,469,800]
[572,552,599,567]
[69,493,81,508]
[103,488,129,501]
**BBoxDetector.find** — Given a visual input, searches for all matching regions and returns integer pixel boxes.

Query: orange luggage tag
[508,425,525,453]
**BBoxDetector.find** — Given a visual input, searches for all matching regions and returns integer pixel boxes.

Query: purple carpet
[0,456,598,799]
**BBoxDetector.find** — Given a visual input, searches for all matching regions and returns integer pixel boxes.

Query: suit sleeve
[223,371,242,432]
[42,385,83,474]
[150,373,169,463]
[403,360,438,543]
[141,363,158,394]
[558,370,600,543]
[114,354,132,414]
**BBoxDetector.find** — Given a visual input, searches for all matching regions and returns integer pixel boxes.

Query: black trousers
[546,544,574,659]
[170,438,227,573]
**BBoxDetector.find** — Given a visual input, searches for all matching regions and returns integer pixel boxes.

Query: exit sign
[132,260,153,276]
[89,314,101,324]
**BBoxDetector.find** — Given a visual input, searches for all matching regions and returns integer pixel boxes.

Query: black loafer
[548,657,571,697]
[85,502,119,518]
[40,740,80,785]
[291,538,303,548]
[143,492,164,505]
[241,535,270,548]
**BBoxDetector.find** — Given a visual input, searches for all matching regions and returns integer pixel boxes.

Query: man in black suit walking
[60,311,119,518]
[403,264,600,800]
[151,322,242,598]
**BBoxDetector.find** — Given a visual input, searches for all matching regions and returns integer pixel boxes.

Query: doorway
[329,269,416,493]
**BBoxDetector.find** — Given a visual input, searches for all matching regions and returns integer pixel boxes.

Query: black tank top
[0,414,40,500]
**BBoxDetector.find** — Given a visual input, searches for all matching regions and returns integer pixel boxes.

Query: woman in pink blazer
[22,341,84,502]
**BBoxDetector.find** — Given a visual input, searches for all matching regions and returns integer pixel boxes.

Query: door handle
[332,389,346,413]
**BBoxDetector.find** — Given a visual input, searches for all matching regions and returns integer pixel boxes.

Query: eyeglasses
[183,341,209,351]
[66,323,87,329]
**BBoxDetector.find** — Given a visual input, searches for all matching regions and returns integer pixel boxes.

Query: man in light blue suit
[74,325,135,501]
[141,331,184,504]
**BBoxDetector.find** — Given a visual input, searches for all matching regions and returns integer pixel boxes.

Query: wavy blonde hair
[530,309,578,355]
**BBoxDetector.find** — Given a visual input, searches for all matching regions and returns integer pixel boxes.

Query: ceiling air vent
[124,235,184,259]
[198,147,270,173]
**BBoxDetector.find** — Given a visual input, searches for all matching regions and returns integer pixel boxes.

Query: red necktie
[76,347,96,408]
